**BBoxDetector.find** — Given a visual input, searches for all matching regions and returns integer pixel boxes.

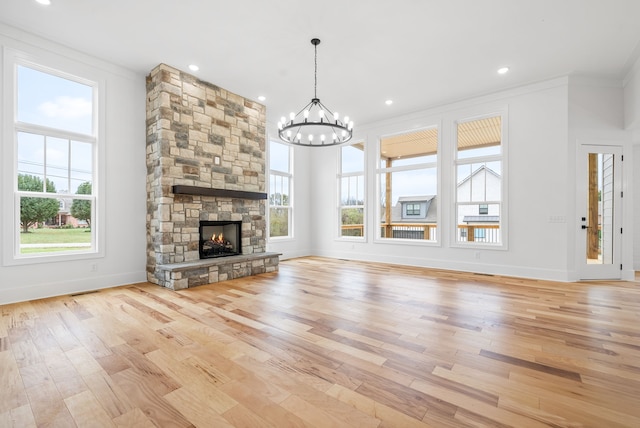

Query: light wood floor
[1,257,640,427]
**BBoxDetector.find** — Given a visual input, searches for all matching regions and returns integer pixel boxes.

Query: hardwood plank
[64,389,115,427]
[326,383,434,428]
[0,256,639,427]
[24,377,76,427]
[112,408,157,428]
[82,370,134,419]
[0,404,37,428]
[162,386,234,428]
[110,368,193,428]
[0,351,29,414]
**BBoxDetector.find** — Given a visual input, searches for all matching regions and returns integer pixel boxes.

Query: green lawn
[21,247,90,254]
[20,228,92,244]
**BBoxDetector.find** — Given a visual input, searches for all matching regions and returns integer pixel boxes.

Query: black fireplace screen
[199,221,241,259]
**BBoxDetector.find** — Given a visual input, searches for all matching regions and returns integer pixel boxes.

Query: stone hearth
[145,64,279,290]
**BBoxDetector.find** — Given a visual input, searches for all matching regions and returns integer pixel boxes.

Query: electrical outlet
[91,263,98,272]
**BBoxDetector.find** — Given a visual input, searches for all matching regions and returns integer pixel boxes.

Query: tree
[18,174,60,233]
[269,193,289,206]
[71,182,92,228]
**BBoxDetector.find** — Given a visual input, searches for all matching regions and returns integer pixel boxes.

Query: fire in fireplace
[199,221,241,259]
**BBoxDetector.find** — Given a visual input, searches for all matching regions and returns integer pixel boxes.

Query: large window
[269,141,292,238]
[378,127,438,241]
[11,63,97,259]
[455,115,503,245]
[338,143,365,238]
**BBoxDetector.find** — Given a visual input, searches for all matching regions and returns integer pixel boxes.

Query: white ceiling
[2,0,640,128]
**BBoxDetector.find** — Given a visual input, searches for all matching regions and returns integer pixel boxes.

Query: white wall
[624,55,640,270]
[308,78,578,281]
[266,131,314,260]
[624,55,640,130]
[0,25,147,304]
[568,77,633,279]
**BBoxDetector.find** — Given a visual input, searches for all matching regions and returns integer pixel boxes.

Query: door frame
[575,144,623,280]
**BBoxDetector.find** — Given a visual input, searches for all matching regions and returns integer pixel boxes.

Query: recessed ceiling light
[385,100,393,105]
[497,67,510,75]
[188,64,199,72]
[258,96,266,102]
[36,0,51,5]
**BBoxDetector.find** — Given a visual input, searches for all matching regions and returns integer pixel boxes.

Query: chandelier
[278,38,353,147]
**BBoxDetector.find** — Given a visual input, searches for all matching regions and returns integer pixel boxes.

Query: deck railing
[457,224,500,243]
[341,223,500,243]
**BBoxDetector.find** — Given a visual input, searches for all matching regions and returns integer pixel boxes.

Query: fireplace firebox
[199,221,241,259]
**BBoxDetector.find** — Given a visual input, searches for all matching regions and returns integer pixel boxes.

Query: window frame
[375,125,440,245]
[337,141,366,241]
[2,48,105,266]
[268,140,293,240]
[451,110,508,249]
[404,203,421,217]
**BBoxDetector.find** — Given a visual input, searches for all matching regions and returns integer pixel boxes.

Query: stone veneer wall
[146,64,274,288]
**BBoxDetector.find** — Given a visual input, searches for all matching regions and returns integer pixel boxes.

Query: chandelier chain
[314,41,318,100]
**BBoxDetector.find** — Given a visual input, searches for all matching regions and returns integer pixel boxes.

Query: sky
[16,65,94,194]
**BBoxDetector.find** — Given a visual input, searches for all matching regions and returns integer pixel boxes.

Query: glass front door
[577,145,622,279]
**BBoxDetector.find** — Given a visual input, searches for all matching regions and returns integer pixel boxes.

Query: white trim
[337,140,366,241]
[2,46,106,266]
[375,124,441,245]
[268,140,294,240]
[450,108,508,250]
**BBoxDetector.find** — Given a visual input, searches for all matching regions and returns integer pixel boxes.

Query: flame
[211,233,224,243]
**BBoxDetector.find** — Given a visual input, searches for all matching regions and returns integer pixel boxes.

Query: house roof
[457,165,501,187]
[397,196,435,203]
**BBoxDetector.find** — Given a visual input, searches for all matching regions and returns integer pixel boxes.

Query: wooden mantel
[172,185,267,200]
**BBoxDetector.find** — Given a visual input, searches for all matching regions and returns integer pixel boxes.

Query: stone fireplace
[145,64,279,290]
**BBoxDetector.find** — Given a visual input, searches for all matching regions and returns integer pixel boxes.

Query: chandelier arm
[294,100,315,120]
[315,100,338,124]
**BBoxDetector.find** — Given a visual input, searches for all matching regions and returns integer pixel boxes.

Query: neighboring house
[456,164,501,224]
[394,195,437,223]
[386,165,500,241]
[49,198,87,228]
[382,196,437,239]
